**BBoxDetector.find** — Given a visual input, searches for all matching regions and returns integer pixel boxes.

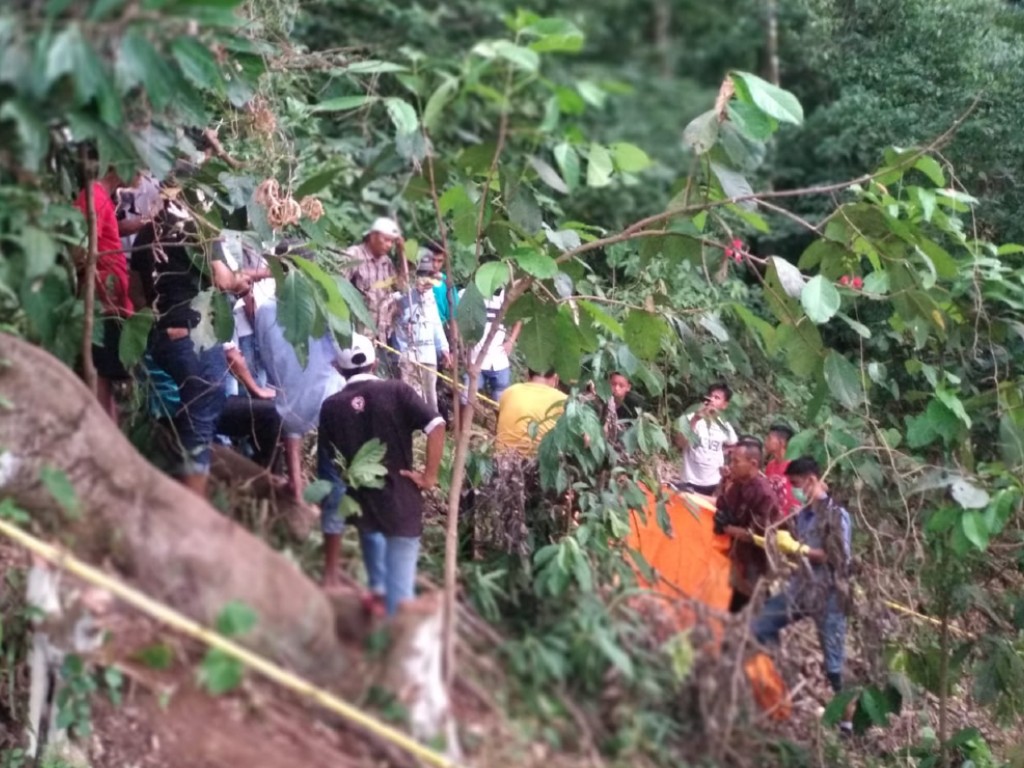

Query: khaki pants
[399,357,438,412]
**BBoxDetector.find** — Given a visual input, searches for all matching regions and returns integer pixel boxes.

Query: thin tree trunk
[653,0,673,79]
[80,150,98,396]
[938,606,950,764]
[765,0,780,86]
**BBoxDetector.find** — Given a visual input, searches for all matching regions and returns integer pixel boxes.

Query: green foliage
[55,654,98,738]
[198,601,258,696]
[3,0,1024,761]
[39,465,80,519]
[341,438,389,491]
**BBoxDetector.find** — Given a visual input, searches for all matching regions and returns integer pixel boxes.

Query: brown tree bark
[0,333,350,691]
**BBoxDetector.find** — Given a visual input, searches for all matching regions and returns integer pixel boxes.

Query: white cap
[336,333,376,371]
[366,217,401,239]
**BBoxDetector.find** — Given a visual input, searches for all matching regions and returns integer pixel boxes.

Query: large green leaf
[681,109,718,154]
[823,350,864,410]
[46,24,105,105]
[999,414,1024,468]
[423,77,458,132]
[472,40,540,73]
[346,437,388,490]
[292,255,350,322]
[521,17,584,52]
[727,101,776,142]
[118,308,154,368]
[340,59,407,74]
[294,166,344,198]
[20,226,57,279]
[718,122,768,173]
[610,142,651,173]
[171,37,225,94]
[211,289,234,343]
[959,510,989,551]
[335,277,373,330]
[384,97,418,135]
[312,95,376,113]
[623,310,668,360]
[277,270,317,354]
[586,143,613,188]
[553,143,580,190]
[580,300,624,338]
[456,282,487,346]
[517,314,556,375]
[0,99,48,170]
[528,155,568,194]
[801,275,842,324]
[914,156,946,187]
[776,323,823,378]
[730,71,804,125]
[710,162,754,209]
[769,256,806,299]
[475,261,511,297]
[116,30,176,108]
[507,184,543,234]
[510,247,558,279]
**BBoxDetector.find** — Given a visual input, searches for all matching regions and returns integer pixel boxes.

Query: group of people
[673,382,853,724]
[74,152,851,720]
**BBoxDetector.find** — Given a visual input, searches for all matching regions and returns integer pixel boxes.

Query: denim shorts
[150,332,227,475]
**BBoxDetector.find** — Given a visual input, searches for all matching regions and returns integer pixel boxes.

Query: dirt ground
[4,529,1022,768]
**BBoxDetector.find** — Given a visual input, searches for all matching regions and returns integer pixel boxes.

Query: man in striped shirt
[344,217,405,352]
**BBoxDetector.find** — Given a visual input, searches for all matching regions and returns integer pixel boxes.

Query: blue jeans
[238,332,266,389]
[150,332,228,475]
[359,531,421,615]
[752,587,846,678]
[461,366,511,404]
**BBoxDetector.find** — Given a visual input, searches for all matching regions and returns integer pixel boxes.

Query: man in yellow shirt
[495,369,567,455]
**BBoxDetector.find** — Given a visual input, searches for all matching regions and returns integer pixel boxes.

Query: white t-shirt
[461,289,508,372]
[219,231,276,338]
[681,414,738,486]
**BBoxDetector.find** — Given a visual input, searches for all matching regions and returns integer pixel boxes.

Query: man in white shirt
[460,287,521,404]
[673,382,738,496]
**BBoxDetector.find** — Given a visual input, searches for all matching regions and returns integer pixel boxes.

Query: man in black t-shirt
[317,334,445,615]
[130,195,251,498]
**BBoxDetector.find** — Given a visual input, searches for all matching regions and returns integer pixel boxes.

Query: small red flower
[852,276,864,289]
[724,247,734,259]
[839,275,851,286]
[731,238,744,250]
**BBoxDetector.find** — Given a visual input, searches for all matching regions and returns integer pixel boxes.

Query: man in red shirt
[764,422,800,517]
[73,164,136,422]
[715,441,781,613]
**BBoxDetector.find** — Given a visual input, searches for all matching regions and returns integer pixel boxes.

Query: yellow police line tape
[0,518,464,768]
[371,338,500,410]
[881,599,969,637]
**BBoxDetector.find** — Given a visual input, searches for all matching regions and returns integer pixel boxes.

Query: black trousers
[216,396,282,468]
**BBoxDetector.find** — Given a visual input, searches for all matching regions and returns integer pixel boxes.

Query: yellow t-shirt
[495,382,567,455]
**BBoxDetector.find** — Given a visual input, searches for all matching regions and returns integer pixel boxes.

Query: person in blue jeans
[751,455,853,732]
[130,196,252,498]
[317,334,445,616]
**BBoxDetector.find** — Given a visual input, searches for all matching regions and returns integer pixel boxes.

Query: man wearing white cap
[343,217,405,353]
[317,333,445,615]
